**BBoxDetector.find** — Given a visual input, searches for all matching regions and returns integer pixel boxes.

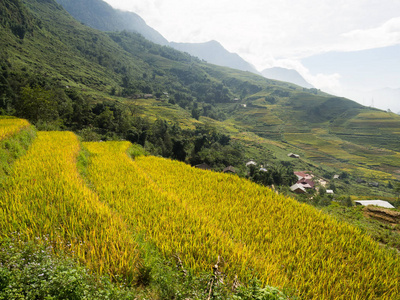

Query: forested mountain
[55,0,259,74]
[55,0,169,45]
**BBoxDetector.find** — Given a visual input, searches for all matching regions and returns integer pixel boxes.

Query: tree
[17,85,58,123]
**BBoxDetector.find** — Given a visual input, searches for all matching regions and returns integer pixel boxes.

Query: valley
[1,0,400,299]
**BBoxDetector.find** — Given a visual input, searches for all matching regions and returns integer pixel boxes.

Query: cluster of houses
[195,161,396,209]
[290,171,334,195]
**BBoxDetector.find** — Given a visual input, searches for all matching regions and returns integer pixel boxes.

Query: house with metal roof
[290,184,306,194]
[355,200,394,209]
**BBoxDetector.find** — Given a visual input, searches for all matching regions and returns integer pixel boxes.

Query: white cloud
[339,17,400,51]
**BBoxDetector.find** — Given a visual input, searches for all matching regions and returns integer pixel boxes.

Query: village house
[223,166,236,174]
[290,183,307,194]
[297,179,315,189]
[294,171,313,181]
[288,153,300,159]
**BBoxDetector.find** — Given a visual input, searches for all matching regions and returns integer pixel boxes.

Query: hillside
[55,0,259,74]
[1,117,400,299]
[54,0,169,45]
[1,0,400,198]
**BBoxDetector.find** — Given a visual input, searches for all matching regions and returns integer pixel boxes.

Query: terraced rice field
[85,141,400,299]
[0,117,30,141]
[0,132,141,282]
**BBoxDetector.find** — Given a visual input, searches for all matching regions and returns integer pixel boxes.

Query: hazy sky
[103,0,400,66]
[102,0,400,107]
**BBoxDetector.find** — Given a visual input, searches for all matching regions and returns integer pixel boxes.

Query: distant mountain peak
[56,0,259,74]
[169,41,259,74]
[55,0,169,45]
[261,67,313,88]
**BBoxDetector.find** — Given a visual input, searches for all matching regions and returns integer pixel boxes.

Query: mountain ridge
[55,0,260,74]
[261,67,313,89]
[169,40,259,74]
[55,0,169,45]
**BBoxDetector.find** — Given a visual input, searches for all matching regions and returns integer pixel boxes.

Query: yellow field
[0,132,141,282]
[0,117,30,141]
[85,141,400,300]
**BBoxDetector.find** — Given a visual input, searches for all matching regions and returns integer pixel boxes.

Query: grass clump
[0,125,36,182]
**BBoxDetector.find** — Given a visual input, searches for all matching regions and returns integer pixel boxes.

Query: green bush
[233,279,292,300]
[0,238,136,300]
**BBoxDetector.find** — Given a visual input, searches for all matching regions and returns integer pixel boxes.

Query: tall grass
[85,141,400,299]
[0,117,30,141]
[0,132,141,283]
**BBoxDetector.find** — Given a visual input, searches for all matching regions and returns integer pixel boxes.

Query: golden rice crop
[0,132,141,282]
[84,141,266,280]
[0,117,30,141]
[85,141,400,300]
[135,156,400,299]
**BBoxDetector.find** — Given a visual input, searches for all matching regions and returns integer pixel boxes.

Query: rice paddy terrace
[1,117,400,299]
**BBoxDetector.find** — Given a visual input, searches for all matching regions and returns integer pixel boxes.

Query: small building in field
[290,184,307,194]
[246,160,257,167]
[326,190,334,195]
[259,167,268,172]
[223,166,236,174]
[333,174,340,179]
[195,163,212,171]
[288,153,300,159]
[355,200,394,209]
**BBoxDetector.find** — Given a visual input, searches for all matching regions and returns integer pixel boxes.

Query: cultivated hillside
[1,117,400,299]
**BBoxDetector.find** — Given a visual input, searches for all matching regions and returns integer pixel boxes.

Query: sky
[103,0,400,109]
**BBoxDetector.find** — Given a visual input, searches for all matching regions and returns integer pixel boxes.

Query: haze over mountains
[169,40,259,74]
[301,45,400,112]
[261,67,313,89]
[55,0,260,75]
[57,0,400,112]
